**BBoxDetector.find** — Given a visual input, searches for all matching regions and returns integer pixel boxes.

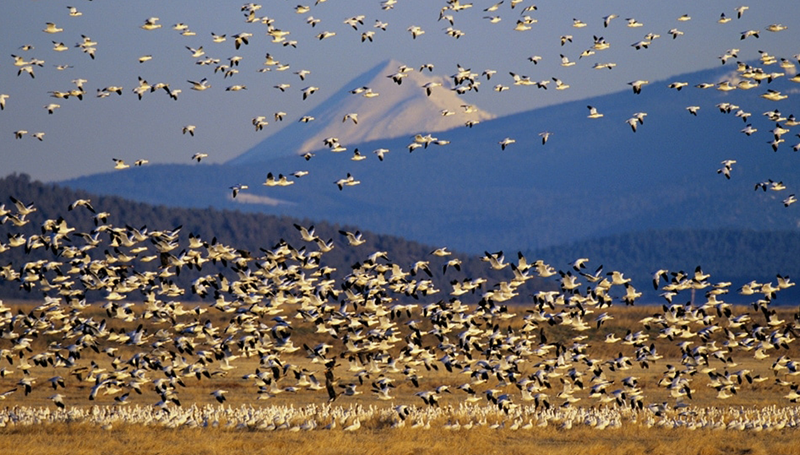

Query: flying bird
[499,137,516,150]
[188,78,211,91]
[717,160,736,179]
[587,106,604,119]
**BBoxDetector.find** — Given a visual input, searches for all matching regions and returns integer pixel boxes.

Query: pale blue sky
[1,0,798,180]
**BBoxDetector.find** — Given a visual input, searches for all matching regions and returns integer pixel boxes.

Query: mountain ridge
[62,61,800,253]
[229,58,495,164]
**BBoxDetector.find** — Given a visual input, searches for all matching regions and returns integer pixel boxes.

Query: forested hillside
[3,173,798,305]
[530,229,800,303]
[0,174,547,301]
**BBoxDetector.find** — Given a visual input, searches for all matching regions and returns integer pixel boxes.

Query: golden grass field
[4,422,800,455]
[2,302,800,455]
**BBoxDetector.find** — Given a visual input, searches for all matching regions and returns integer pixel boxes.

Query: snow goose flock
[1,0,800,440]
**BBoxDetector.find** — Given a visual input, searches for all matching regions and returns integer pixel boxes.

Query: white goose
[188,78,211,91]
[587,105,604,119]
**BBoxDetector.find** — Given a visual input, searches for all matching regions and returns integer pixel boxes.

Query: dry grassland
[1,303,799,454]
[3,420,800,455]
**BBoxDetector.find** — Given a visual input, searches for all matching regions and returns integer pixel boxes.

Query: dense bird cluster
[4,401,800,432]
[2,0,800,433]
[1,196,800,431]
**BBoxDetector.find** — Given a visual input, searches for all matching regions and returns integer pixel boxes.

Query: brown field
[2,302,800,455]
[3,422,800,455]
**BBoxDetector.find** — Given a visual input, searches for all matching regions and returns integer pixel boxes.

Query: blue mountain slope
[62,62,800,253]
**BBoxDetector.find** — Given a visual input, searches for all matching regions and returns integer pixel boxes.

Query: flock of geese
[1,0,800,434]
[0,193,800,432]
[2,1,798,204]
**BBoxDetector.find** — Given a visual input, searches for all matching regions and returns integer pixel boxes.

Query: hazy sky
[1,0,798,181]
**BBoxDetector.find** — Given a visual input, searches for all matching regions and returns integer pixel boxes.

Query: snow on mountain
[228,59,494,164]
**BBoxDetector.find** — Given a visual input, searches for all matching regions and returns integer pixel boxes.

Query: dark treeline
[4,173,797,306]
[0,173,550,302]
[529,229,800,303]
